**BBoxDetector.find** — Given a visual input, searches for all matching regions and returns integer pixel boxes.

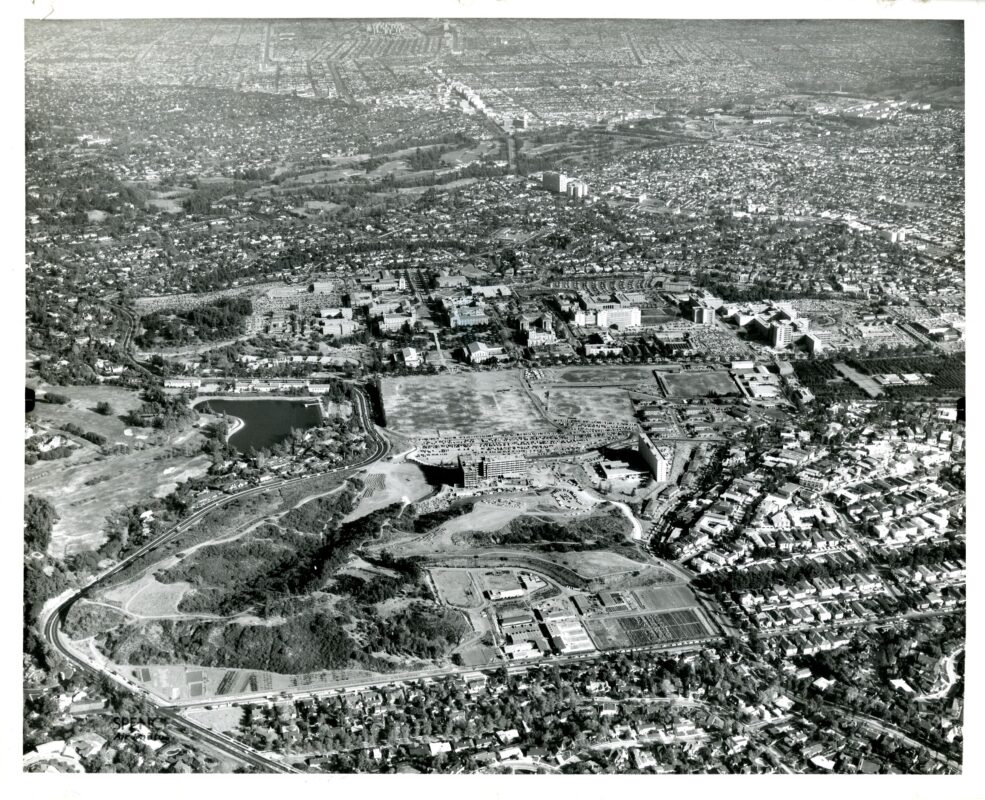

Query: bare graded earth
[545,384,637,423]
[101,572,193,618]
[549,551,677,583]
[342,461,432,523]
[554,366,658,385]
[658,371,740,398]
[430,569,484,608]
[382,371,552,436]
[439,500,528,535]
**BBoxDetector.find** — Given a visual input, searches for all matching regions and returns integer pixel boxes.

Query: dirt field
[547,550,651,579]
[440,501,527,535]
[382,371,552,436]
[342,461,432,522]
[101,572,191,617]
[633,584,699,611]
[659,371,740,398]
[185,705,244,734]
[430,568,483,608]
[545,385,637,423]
[553,366,658,385]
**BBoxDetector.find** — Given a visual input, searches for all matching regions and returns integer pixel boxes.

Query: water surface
[202,398,323,453]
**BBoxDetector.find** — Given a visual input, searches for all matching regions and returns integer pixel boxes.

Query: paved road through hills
[41,386,389,773]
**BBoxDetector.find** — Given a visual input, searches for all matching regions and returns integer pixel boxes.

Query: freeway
[104,300,153,376]
[40,385,390,773]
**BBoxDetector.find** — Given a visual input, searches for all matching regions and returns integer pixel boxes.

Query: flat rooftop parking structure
[658,370,740,398]
[381,371,553,436]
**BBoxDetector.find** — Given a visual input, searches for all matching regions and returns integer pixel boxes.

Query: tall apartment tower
[770,322,793,349]
[692,306,715,325]
[567,180,589,198]
[543,171,568,193]
[638,428,670,483]
[482,455,528,480]
[458,456,480,489]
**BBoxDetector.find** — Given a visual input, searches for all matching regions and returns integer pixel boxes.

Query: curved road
[41,385,390,773]
[916,645,963,702]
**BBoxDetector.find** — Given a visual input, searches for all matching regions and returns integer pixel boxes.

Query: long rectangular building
[638,427,670,482]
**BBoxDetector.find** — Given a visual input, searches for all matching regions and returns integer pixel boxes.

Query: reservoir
[198,398,323,453]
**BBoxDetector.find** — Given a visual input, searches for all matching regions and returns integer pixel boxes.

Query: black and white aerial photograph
[12,0,980,791]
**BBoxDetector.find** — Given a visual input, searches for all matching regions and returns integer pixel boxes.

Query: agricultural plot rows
[585,608,711,650]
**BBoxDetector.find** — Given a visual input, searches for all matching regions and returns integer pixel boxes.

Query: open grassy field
[30,384,147,442]
[302,200,342,212]
[146,197,184,213]
[28,449,211,556]
[382,371,552,436]
[27,394,211,559]
[367,159,410,178]
[545,385,636,423]
[659,370,740,398]
[441,141,499,166]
